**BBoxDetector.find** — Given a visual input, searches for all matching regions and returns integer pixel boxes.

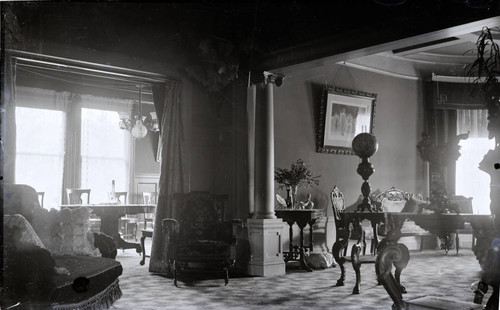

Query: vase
[304,194,314,209]
[285,186,293,208]
[291,186,298,209]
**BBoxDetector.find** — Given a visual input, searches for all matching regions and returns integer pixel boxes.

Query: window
[15,107,65,209]
[81,108,131,203]
[14,87,133,207]
[455,109,494,214]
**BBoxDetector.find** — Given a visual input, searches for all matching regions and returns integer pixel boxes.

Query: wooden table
[61,203,156,253]
[275,209,325,272]
[333,211,493,295]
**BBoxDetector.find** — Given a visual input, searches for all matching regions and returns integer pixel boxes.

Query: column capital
[263,71,285,86]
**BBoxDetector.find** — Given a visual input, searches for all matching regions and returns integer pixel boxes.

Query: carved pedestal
[247,218,285,276]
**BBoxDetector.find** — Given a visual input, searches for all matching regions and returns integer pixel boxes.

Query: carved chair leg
[376,244,406,310]
[485,284,499,310]
[473,280,489,304]
[394,244,410,294]
[351,244,362,294]
[224,268,229,286]
[171,260,178,287]
[140,235,146,265]
[333,240,347,286]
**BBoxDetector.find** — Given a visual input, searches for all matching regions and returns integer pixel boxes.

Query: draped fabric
[61,94,81,204]
[2,56,17,183]
[457,109,489,138]
[149,80,188,274]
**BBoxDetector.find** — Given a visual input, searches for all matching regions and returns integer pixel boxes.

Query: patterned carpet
[110,240,491,310]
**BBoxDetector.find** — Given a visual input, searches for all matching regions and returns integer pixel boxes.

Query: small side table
[140,229,153,265]
[275,209,325,272]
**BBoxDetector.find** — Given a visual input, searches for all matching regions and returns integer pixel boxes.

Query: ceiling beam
[263,16,500,75]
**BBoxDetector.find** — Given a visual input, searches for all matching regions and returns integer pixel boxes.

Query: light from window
[456,137,495,214]
[81,108,130,203]
[15,107,65,209]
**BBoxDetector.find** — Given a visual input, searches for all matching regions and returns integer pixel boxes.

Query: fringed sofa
[2,184,123,309]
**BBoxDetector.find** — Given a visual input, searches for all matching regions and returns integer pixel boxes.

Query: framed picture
[317,86,376,155]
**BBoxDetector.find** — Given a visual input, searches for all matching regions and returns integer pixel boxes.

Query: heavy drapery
[2,56,17,183]
[149,80,188,274]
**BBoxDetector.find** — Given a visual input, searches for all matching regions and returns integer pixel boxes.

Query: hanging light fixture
[119,84,159,139]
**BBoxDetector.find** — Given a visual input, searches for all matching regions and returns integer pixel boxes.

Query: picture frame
[317,86,377,155]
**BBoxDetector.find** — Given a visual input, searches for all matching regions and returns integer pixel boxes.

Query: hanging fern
[465,26,500,94]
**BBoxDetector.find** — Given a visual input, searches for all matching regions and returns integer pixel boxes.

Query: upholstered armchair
[162,191,243,287]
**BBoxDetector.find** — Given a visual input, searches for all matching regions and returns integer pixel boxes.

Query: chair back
[114,191,127,204]
[66,188,91,204]
[330,185,345,221]
[172,191,227,241]
[142,192,156,205]
[37,192,45,208]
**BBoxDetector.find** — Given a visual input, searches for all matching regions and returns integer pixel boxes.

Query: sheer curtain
[15,87,69,208]
[149,80,188,274]
[61,94,81,204]
[79,95,133,204]
[456,109,495,214]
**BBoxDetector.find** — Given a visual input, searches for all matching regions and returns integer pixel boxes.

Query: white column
[247,86,256,216]
[253,79,276,219]
[247,73,285,276]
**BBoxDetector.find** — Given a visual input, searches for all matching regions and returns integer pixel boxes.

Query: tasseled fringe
[51,279,122,310]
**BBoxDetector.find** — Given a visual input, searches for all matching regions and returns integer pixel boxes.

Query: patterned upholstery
[163,191,242,287]
[2,184,122,309]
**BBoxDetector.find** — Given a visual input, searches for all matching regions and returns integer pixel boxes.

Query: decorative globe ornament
[131,116,148,139]
[352,133,378,158]
[352,133,380,212]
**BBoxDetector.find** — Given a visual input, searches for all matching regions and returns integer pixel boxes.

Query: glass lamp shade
[131,116,148,139]
[352,133,378,158]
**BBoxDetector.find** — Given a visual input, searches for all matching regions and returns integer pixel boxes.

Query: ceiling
[4,1,500,84]
[342,28,500,80]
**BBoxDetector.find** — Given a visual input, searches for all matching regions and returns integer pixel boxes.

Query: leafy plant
[465,26,500,141]
[274,159,320,190]
[465,26,500,94]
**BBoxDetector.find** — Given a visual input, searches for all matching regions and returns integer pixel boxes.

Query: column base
[247,218,285,276]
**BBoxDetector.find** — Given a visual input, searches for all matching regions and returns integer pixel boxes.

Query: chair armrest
[93,232,118,259]
[217,219,243,244]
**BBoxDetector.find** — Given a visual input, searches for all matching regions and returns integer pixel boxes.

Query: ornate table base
[333,212,493,298]
[275,209,324,272]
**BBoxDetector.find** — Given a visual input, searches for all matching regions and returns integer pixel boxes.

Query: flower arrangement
[274,159,320,190]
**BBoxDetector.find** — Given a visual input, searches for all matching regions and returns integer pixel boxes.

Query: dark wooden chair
[162,191,242,287]
[333,186,412,295]
[139,192,156,265]
[115,192,138,241]
[65,188,91,204]
[331,185,368,293]
[36,192,45,208]
[142,191,156,229]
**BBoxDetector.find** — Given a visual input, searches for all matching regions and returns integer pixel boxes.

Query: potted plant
[274,159,320,208]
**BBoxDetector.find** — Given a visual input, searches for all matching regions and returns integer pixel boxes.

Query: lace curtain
[457,109,489,138]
